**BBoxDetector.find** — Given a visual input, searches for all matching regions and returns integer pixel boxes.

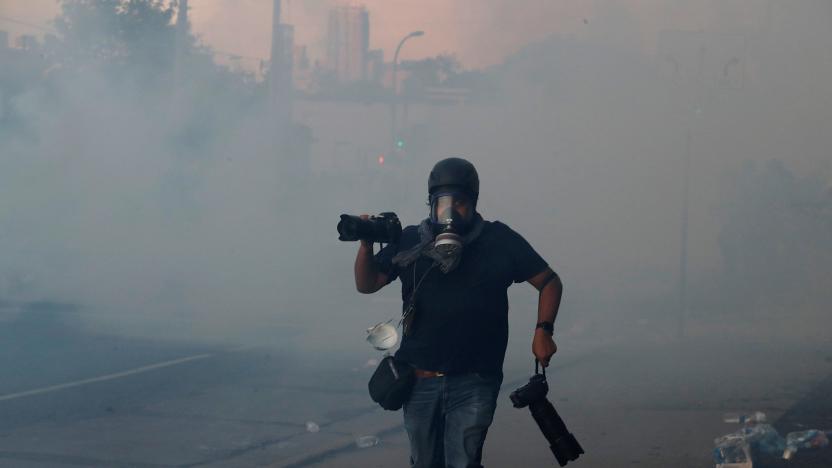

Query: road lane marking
[0,353,213,402]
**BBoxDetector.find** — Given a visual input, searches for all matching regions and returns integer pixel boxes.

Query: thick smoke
[2,0,831,362]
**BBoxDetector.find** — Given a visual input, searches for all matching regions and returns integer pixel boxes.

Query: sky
[1,0,587,68]
[0,0,763,70]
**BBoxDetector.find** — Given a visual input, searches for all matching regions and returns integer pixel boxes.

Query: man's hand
[532,328,557,367]
[354,214,389,294]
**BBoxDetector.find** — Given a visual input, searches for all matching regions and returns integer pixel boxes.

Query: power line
[211,49,266,62]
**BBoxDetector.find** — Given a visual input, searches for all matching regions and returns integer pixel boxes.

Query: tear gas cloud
[1,0,831,362]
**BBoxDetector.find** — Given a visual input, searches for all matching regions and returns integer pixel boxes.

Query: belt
[414,369,446,378]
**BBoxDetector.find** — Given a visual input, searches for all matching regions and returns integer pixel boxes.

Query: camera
[337,212,402,244]
[510,361,584,467]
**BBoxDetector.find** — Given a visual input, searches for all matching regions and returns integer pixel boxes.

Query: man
[354,157,562,468]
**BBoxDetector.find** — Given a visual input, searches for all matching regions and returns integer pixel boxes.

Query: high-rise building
[326,5,370,83]
[293,44,313,91]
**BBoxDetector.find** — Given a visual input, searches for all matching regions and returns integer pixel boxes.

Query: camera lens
[337,213,401,243]
[337,215,361,241]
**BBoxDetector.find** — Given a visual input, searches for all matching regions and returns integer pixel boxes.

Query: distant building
[16,35,39,51]
[293,44,313,92]
[326,4,369,83]
[366,48,385,84]
[268,0,294,129]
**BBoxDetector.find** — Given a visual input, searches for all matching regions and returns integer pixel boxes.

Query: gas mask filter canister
[430,191,473,257]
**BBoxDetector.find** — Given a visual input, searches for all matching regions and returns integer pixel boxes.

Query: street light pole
[390,30,424,152]
[678,128,691,339]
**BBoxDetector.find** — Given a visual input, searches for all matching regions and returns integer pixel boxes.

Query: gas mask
[429,191,475,258]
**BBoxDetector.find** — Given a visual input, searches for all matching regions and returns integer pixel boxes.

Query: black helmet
[428,157,479,199]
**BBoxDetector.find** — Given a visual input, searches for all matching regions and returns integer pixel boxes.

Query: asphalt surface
[0,301,400,467]
[1,302,831,467]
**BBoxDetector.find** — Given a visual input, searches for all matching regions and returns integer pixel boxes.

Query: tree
[42,0,264,159]
[400,54,462,96]
[55,0,179,74]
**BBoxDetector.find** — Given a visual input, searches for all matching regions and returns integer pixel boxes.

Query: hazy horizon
[1,0,811,71]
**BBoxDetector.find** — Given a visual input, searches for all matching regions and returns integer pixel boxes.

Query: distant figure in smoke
[354,157,562,467]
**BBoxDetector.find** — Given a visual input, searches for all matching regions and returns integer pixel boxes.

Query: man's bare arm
[528,267,563,324]
[527,267,563,366]
[355,240,390,293]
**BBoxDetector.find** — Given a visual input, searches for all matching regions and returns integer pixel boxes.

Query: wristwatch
[535,321,554,335]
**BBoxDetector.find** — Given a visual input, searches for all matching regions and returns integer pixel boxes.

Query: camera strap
[399,261,438,335]
[535,359,546,378]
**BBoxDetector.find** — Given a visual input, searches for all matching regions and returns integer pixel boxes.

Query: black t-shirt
[374,220,548,375]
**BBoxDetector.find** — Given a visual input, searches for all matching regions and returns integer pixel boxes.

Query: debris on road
[714,412,786,467]
[782,429,830,460]
[723,411,766,424]
[715,410,832,465]
[355,435,380,448]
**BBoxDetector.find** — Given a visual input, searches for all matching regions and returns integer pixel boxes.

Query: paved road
[1,302,831,467]
[0,302,399,467]
[296,340,832,468]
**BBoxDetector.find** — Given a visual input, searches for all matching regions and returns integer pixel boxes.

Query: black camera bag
[368,355,415,411]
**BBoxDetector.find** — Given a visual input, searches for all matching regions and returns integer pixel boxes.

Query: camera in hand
[338,212,402,243]
[510,361,584,467]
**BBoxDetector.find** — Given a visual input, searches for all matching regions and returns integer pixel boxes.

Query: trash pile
[713,411,831,467]
[783,430,830,460]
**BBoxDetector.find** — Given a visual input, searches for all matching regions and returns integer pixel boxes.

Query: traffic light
[395,138,405,150]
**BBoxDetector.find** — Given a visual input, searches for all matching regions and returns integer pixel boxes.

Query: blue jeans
[403,372,502,468]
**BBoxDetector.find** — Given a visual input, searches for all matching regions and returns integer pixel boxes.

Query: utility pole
[677,42,704,340]
[390,30,424,152]
[678,128,691,339]
[660,29,744,339]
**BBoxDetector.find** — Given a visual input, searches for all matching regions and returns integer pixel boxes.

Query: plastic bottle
[723,411,766,424]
